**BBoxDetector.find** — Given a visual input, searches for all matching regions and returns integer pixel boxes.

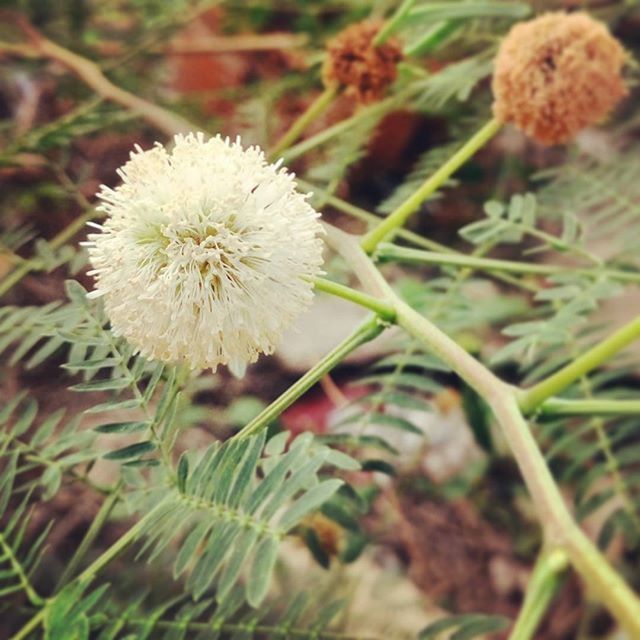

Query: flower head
[322,20,402,104]
[86,133,324,373]
[492,12,627,145]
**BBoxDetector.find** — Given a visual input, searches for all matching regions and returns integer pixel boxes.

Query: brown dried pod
[492,12,628,145]
[322,20,403,104]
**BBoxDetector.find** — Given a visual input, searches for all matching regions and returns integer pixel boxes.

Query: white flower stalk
[85,133,325,373]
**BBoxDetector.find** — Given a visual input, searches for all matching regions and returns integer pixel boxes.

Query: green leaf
[84,399,141,414]
[325,448,360,471]
[94,422,149,434]
[216,528,260,602]
[303,527,331,569]
[173,520,212,578]
[225,396,267,427]
[62,357,121,371]
[419,614,510,640]
[103,441,156,460]
[26,336,65,369]
[64,280,89,305]
[41,465,62,499]
[361,459,396,475]
[176,453,189,493]
[279,479,344,531]
[264,430,289,456]
[122,458,161,468]
[321,500,360,531]
[12,398,39,437]
[71,378,132,392]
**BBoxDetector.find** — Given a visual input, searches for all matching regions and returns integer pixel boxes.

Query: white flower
[85,133,324,373]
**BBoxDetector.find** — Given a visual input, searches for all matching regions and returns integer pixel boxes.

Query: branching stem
[0,533,44,606]
[509,549,569,640]
[326,229,640,635]
[519,316,640,414]
[5,16,194,136]
[312,277,395,321]
[360,117,502,252]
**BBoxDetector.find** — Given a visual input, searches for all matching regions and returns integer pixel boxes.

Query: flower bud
[322,20,403,104]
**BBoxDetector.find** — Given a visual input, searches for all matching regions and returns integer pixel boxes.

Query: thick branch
[330,230,640,634]
[3,16,194,136]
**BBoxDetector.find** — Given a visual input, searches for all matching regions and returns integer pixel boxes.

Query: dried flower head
[86,133,325,374]
[492,12,627,145]
[322,20,403,104]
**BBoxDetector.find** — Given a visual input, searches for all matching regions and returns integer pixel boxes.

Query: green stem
[538,398,640,417]
[281,89,411,163]
[234,315,385,440]
[10,610,44,640]
[373,0,417,45]
[375,243,640,284]
[73,508,155,585]
[300,180,538,293]
[299,179,450,253]
[268,84,338,161]
[55,480,124,590]
[360,117,502,253]
[519,316,640,414]
[313,277,395,321]
[404,20,460,57]
[510,549,569,640]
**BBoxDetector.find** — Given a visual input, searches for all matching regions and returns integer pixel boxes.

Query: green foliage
[0,453,46,609]
[92,588,349,639]
[306,112,382,199]
[128,431,349,607]
[535,149,640,266]
[411,53,494,111]
[377,139,462,214]
[419,613,511,639]
[0,393,95,499]
[0,100,129,166]
[45,582,110,640]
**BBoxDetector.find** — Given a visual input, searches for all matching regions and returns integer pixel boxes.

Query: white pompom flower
[85,133,325,374]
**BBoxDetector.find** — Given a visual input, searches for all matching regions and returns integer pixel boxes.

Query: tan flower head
[492,12,628,145]
[322,20,402,104]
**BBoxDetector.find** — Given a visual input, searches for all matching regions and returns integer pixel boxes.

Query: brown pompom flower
[492,12,628,145]
[322,20,403,104]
